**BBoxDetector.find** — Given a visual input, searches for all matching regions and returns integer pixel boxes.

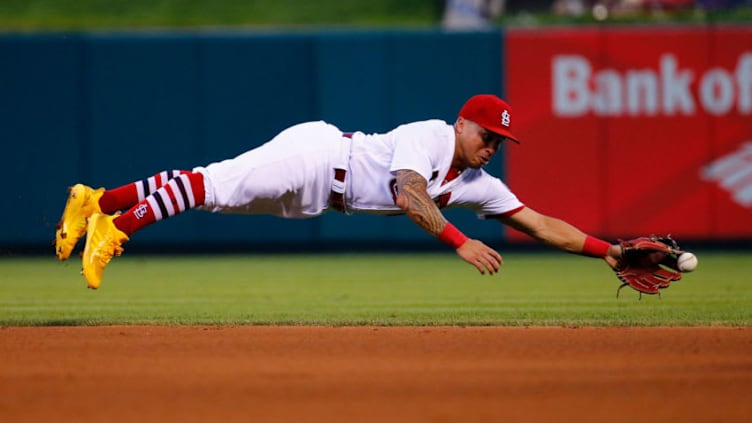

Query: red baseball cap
[458,94,520,143]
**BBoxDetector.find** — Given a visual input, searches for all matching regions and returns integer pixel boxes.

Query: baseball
[677,252,698,272]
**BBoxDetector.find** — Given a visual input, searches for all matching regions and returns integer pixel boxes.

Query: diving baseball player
[55,94,688,296]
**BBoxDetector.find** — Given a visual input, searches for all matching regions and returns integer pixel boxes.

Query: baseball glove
[612,235,684,298]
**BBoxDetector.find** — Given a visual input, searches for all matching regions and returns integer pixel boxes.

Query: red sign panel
[505,26,752,241]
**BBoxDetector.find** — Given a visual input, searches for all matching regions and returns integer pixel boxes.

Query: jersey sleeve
[476,177,524,218]
[387,123,441,182]
[448,171,524,218]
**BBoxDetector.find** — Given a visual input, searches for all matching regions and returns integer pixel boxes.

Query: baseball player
[55,94,687,295]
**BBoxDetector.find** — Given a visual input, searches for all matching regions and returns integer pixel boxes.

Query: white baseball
[677,252,698,272]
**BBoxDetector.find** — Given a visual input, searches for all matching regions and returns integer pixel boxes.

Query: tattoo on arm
[395,169,447,236]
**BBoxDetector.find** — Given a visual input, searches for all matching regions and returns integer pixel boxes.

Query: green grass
[0,0,749,31]
[1,252,750,326]
[0,0,441,30]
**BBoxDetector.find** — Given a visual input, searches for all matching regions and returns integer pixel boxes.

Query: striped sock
[112,172,206,236]
[99,170,191,214]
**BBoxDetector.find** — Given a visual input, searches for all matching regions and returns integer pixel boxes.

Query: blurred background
[1,0,751,254]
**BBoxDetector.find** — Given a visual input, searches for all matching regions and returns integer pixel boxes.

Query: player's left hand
[456,239,503,275]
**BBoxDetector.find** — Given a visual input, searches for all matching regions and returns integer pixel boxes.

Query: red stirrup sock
[99,170,193,214]
[113,172,206,236]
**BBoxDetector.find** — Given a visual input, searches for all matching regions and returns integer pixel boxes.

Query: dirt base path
[1,326,751,422]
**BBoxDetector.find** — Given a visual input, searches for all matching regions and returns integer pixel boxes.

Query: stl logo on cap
[501,110,510,127]
[458,94,520,143]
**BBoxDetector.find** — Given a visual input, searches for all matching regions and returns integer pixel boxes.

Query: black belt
[329,132,352,213]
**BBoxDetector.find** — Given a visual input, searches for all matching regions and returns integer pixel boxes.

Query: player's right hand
[456,239,503,275]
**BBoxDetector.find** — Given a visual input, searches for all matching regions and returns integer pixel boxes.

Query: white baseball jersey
[194,120,524,219]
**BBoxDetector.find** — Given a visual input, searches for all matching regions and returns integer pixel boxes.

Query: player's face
[456,119,505,169]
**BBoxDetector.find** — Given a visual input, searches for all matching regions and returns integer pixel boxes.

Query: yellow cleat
[82,213,129,289]
[55,184,104,261]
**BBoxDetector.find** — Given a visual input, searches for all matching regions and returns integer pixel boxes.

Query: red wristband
[582,236,611,258]
[438,223,469,249]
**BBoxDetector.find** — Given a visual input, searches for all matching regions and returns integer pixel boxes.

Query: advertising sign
[505,26,752,240]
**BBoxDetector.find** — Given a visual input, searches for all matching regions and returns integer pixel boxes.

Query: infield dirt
[1,326,750,422]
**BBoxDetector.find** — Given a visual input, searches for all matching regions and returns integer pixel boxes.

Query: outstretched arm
[494,207,622,265]
[496,207,696,297]
[394,169,502,274]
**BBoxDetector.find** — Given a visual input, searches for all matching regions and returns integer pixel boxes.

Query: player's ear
[455,116,466,133]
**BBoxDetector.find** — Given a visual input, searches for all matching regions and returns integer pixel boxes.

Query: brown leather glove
[612,236,684,298]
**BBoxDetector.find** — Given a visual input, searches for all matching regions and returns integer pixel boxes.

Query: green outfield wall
[1,30,506,252]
